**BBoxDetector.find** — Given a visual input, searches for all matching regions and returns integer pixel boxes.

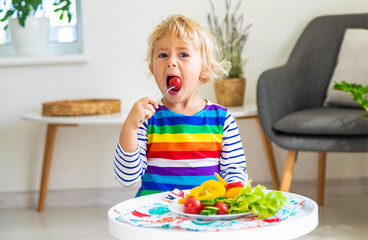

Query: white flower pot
[8,16,50,56]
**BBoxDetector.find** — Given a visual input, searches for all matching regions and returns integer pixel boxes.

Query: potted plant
[207,0,251,107]
[0,0,72,56]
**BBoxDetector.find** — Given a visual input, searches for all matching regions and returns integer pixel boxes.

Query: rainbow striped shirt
[114,101,247,196]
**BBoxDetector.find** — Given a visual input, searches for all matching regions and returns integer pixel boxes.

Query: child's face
[150,35,206,104]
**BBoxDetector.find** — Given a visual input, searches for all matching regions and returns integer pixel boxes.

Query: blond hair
[147,15,230,84]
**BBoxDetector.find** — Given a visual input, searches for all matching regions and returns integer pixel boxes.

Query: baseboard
[257,177,368,200]
[1,178,368,210]
[288,177,368,200]
[0,187,139,210]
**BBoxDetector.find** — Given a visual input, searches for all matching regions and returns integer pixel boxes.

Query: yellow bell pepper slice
[178,186,202,204]
[190,186,202,194]
[178,176,228,204]
[214,172,228,186]
[178,195,189,204]
[224,187,243,199]
[194,180,226,200]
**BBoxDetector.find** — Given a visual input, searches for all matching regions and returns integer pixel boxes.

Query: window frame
[0,0,83,57]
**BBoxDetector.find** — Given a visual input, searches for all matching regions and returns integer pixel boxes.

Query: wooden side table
[21,112,126,211]
[230,103,280,190]
[21,103,279,211]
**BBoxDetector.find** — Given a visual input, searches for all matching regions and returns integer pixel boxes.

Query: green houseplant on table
[0,0,73,56]
[207,0,251,107]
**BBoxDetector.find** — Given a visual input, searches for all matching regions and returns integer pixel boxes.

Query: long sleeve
[114,102,248,195]
[219,111,248,183]
[113,121,149,187]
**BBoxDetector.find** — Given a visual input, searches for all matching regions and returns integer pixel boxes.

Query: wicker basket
[214,78,246,107]
[42,99,121,116]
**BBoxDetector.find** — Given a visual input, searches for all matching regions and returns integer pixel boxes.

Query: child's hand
[125,97,159,129]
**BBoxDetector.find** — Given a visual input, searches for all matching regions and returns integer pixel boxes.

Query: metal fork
[139,86,175,123]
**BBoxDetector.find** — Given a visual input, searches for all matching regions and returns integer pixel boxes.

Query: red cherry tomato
[225,181,245,191]
[184,197,202,214]
[215,202,228,215]
[169,77,182,90]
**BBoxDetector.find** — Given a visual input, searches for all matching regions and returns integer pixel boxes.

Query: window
[0,0,83,56]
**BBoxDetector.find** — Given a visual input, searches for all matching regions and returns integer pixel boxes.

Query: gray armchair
[257,13,368,205]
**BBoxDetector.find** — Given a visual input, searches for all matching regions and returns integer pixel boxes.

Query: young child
[114,15,247,197]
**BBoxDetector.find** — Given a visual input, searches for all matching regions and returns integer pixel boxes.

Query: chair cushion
[273,108,368,135]
[324,28,368,108]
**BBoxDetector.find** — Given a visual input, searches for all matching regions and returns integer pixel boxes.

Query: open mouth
[167,75,182,92]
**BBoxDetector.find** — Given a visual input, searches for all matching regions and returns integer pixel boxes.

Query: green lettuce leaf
[226,181,288,219]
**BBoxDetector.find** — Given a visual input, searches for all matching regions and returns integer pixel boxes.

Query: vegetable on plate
[179,173,288,219]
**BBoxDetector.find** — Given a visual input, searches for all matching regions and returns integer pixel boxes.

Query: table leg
[255,116,280,190]
[37,123,77,212]
[38,124,58,212]
[234,114,280,190]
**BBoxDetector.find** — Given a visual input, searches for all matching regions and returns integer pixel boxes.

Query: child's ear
[200,71,209,80]
[200,63,214,79]
[149,63,153,74]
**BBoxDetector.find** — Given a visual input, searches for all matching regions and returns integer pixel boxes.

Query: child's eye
[158,53,168,58]
[179,52,189,58]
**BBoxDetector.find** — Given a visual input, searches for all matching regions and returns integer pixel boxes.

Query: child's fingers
[135,97,156,122]
[144,97,159,109]
[142,102,156,114]
[141,102,157,120]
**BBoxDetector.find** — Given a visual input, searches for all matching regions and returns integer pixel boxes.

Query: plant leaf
[207,0,251,78]
[1,9,15,22]
[333,81,368,118]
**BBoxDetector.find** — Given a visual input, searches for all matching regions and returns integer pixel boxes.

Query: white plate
[168,201,255,221]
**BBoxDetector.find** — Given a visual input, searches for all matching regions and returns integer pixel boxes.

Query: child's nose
[167,57,177,68]
[167,63,176,67]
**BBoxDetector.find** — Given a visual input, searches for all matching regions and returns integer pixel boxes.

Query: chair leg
[256,116,280,190]
[280,150,298,192]
[317,152,327,206]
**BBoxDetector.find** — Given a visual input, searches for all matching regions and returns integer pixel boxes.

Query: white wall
[1,0,368,194]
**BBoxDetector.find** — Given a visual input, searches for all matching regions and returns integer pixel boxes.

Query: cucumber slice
[200,210,213,215]
[200,199,215,206]
[204,206,220,212]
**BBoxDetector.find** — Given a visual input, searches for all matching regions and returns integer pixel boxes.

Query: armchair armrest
[257,64,310,141]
